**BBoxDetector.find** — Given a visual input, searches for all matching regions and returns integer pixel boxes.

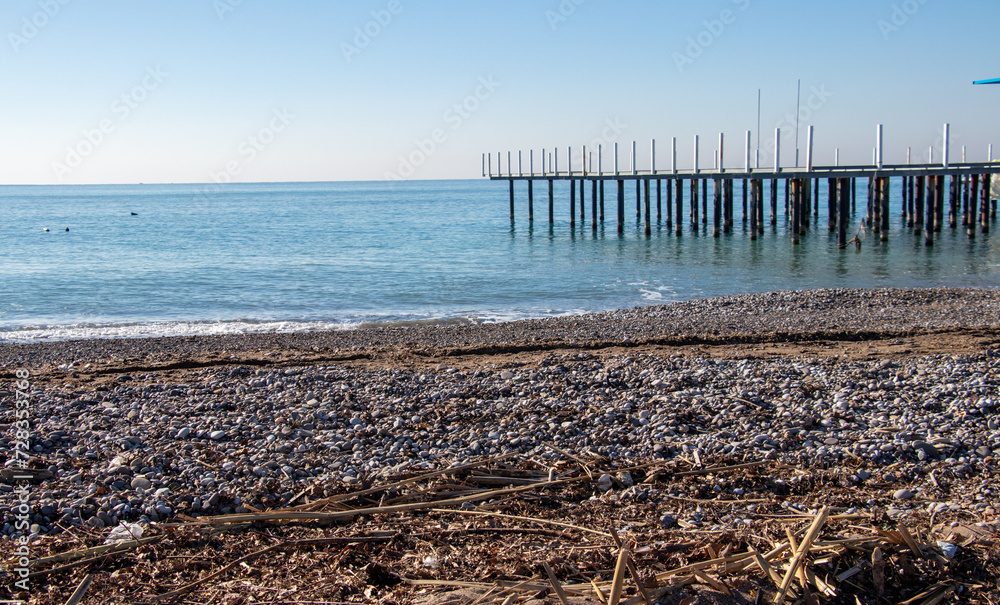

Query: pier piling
[838,178,849,247]
[644,179,652,236]
[617,179,625,234]
[592,180,598,231]
[970,174,979,239]
[675,179,683,236]
[570,180,576,227]
[528,180,534,221]
[713,178,721,238]
[509,179,515,220]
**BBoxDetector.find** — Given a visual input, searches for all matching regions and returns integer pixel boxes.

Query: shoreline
[2,286,999,373]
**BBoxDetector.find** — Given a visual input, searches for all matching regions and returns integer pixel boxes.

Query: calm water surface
[1,180,997,342]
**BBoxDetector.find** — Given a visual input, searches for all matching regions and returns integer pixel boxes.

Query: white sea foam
[0,308,594,343]
[0,319,355,344]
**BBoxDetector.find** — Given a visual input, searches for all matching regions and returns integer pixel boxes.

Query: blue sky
[0,0,998,184]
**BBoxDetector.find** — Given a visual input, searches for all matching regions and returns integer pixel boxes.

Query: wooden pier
[485,127,999,247]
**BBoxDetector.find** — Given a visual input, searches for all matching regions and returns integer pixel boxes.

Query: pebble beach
[2,286,999,541]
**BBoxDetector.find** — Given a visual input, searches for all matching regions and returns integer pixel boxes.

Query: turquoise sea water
[1,179,997,342]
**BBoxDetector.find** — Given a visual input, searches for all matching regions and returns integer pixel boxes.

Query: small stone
[176,427,191,439]
[894,488,915,500]
[209,431,226,440]
[596,473,613,492]
[913,441,940,459]
[130,477,152,490]
[500,371,515,380]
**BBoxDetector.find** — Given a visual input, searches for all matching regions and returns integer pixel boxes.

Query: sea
[1,179,998,343]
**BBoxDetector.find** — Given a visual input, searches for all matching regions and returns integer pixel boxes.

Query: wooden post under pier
[617,179,625,234]
[963,175,970,227]
[548,179,554,224]
[570,180,576,227]
[713,178,721,238]
[915,175,925,234]
[742,178,748,223]
[509,179,515,220]
[906,176,915,226]
[528,180,534,221]
[725,179,734,232]
[702,179,708,225]
[691,179,699,230]
[756,180,764,234]
[970,174,979,239]
[813,178,820,217]
[838,178,849,247]
[675,178,683,236]
[750,177,758,240]
[770,179,777,225]
[867,177,876,230]
[591,180,598,231]
[982,173,991,234]
[934,175,945,233]
[949,176,958,228]
[880,177,890,241]
[828,178,837,232]
[799,179,808,235]
[925,175,935,246]
[790,179,800,245]
[656,179,662,223]
[644,179,652,236]
[785,179,790,216]
[599,181,605,222]
[901,176,908,223]
[665,178,673,230]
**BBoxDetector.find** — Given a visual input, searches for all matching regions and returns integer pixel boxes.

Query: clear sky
[1,0,998,184]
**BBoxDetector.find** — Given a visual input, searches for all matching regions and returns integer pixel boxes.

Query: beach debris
[103,522,144,545]
[19,451,1000,603]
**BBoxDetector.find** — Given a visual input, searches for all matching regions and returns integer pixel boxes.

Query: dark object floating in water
[130,212,138,216]
[43,227,50,232]
[65,227,70,232]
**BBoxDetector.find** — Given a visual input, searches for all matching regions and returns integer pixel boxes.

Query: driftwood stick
[752,549,784,592]
[435,508,612,538]
[692,568,732,596]
[776,507,830,604]
[32,536,162,568]
[625,554,654,605]
[63,573,94,605]
[542,561,572,605]
[608,547,630,605]
[167,479,580,527]
[898,524,924,558]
